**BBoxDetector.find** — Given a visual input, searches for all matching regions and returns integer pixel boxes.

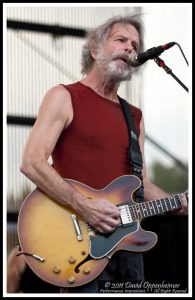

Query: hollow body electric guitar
[17,175,187,288]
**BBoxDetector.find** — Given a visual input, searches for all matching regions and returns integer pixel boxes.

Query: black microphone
[129,42,176,67]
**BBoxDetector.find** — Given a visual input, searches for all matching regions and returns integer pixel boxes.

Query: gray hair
[81,14,144,75]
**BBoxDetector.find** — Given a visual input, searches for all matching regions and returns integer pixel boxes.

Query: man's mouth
[115,56,129,65]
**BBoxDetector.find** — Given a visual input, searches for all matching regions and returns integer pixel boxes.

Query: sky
[140,4,191,172]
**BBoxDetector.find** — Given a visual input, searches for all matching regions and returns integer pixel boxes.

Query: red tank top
[52,82,142,189]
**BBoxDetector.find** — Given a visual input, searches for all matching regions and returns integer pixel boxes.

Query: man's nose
[124,41,135,54]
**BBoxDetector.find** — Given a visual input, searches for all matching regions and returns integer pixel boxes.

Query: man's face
[95,23,140,81]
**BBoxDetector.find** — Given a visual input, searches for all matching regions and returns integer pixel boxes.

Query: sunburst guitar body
[17,175,185,287]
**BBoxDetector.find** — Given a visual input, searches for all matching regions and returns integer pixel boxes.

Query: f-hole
[74,254,92,273]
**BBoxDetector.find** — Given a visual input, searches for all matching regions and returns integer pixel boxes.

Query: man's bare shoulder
[39,84,73,127]
[39,84,73,114]
[45,84,71,101]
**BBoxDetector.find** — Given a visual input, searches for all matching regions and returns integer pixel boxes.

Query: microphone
[129,42,176,67]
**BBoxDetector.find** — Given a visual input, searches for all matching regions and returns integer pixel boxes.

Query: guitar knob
[69,256,76,264]
[68,276,76,284]
[83,266,90,274]
[53,266,61,274]
[88,231,94,237]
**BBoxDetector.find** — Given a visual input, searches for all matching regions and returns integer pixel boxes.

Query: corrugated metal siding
[7,6,142,117]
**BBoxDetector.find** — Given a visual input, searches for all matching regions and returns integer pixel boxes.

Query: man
[20,15,188,293]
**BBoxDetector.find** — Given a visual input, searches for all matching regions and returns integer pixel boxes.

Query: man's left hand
[176,192,188,216]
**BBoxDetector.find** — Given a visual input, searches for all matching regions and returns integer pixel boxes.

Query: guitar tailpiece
[16,252,45,262]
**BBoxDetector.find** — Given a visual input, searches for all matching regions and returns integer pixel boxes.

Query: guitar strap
[118,96,144,203]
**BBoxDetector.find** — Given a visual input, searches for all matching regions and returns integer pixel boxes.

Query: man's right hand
[77,198,121,234]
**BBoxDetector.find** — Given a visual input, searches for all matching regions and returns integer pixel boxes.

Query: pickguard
[89,221,138,258]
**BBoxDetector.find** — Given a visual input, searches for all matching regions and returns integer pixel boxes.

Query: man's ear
[91,46,98,59]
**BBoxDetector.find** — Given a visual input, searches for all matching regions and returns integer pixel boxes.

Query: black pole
[154,57,189,93]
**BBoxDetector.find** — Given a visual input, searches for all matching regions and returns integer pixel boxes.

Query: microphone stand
[154,56,189,93]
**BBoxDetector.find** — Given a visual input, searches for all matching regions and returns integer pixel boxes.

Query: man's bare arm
[20,85,120,233]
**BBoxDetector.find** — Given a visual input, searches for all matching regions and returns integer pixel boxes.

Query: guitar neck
[129,192,188,220]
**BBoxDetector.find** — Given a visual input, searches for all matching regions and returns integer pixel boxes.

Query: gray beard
[96,51,134,82]
[107,60,133,81]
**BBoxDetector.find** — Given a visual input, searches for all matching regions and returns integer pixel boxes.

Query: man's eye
[116,38,124,42]
[132,43,138,52]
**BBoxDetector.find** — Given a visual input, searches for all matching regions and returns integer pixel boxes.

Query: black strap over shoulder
[118,96,144,203]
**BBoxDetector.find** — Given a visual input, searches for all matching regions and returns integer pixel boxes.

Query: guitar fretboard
[128,193,187,220]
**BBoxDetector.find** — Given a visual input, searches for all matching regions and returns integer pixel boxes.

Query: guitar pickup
[118,204,133,226]
[71,214,83,241]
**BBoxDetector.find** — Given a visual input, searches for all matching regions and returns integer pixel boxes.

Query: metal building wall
[6,5,143,253]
